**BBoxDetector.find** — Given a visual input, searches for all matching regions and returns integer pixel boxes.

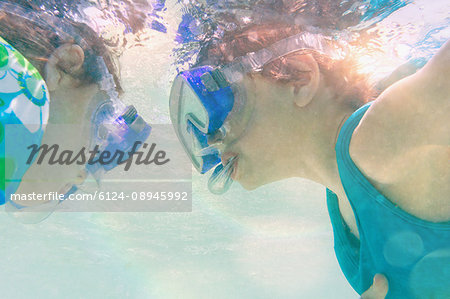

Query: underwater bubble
[409,248,450,299]
[383,231,424,267]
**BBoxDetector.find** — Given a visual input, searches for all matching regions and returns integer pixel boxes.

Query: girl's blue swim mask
[169,31,344,194]
[0,33,151,222]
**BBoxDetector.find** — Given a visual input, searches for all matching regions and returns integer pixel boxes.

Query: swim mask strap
[203,31,346,90]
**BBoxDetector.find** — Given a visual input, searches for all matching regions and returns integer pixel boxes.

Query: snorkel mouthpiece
[86,104,152,178]
[207,155,238,195]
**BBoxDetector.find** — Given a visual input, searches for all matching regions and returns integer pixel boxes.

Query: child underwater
[169,12,450,299]
[0,1,151,222]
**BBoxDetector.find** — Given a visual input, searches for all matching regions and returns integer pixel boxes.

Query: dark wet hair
[0,1,123,93]
[198,22,377,109]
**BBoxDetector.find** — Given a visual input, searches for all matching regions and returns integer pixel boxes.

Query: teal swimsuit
[326,102,450,298]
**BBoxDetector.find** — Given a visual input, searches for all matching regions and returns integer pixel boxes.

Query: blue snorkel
[58,103,152,201]
[86,103,152,180]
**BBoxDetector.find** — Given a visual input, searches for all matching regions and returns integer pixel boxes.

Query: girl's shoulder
[348,55,450,222]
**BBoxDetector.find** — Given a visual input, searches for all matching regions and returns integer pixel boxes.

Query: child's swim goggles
[170,31,343,194]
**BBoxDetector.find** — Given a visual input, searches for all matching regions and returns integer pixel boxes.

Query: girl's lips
[221,152,239,180]
[231,158,238,180]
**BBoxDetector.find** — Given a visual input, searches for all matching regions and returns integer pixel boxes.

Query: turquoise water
[1,0,449,298]
[1,177,352,298]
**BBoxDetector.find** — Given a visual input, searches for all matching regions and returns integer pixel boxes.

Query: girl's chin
[236,177,261,191]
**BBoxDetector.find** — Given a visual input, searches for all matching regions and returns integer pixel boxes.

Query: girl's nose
[207,128,226,146]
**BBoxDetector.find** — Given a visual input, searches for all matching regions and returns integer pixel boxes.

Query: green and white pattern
[0,36,50,132]
[0,36,50,203]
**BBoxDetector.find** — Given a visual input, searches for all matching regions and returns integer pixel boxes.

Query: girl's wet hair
[0,1,122,93]
[198,22,377,109]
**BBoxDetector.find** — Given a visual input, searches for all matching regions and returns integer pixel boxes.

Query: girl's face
[16,84,100,198]
[14,45,105,203]
[221,74,305,190]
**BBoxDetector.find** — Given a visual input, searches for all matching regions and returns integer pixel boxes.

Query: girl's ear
[289,54,320,107]
[45,44,84,91]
